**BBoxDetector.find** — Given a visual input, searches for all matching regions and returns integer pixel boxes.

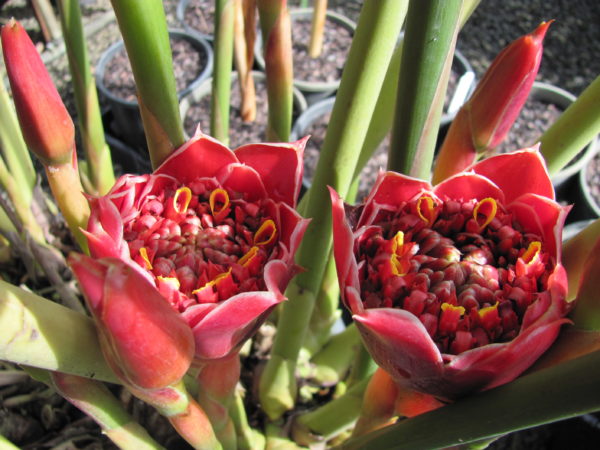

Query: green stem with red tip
[56,0,115,195]
[257,0,293,141]
[211,0,235,144]
[258,0,407,421]
[109,0,185,168]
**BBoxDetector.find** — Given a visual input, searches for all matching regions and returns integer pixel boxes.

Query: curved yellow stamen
[441,303,466,316]
[392,231,404,254]
[521,241,542,265]
[139,247,153,270]
[209,188,230,217]
[157,276,180,289]
[473,197,498,230]
[478,301,499,319]
[239,246,259,267]
[173,187,192,214]
[254,219,277,246]
[416,196,435,225]
[192,268,233,295]
[390,231,410,276]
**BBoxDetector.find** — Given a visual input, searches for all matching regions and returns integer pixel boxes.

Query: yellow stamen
[192,268,233,295]
[391,231,404,254]
[390,253,410,276]
[416,196,436,225]
[157,276,180,289]
[521,241,542,265]
[473,197,498,230]
[441,303,466,316]
[239,246,259,267]
[209,188,230,217]
[139,247,153,270]
[173,187,192,214]
[478,302,499,319]
[254,219,277,246]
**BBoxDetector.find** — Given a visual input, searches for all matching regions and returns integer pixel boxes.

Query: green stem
[211,0,235,144]
[540,74,600,176]
[0,280,117,383]
[346,340,377,388]
[562,217,600,302]
[257,0,293,141]
[293,377,370,446]
[341,351,600,449]
[309,323,361,386]
[308,0,327,58]
[387,0,463,179]
[0,434,19,450]
[56,0,115,195]
[109,0,185,168]
[258,0,407,421]
[229,390,265,450]
[50,372,163,449]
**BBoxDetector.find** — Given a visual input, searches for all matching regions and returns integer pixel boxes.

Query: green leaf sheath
[540,74,600,176]
[258,0,407,420]
[211,0,235,144]
[387,0,463,179]
[57,0,115,194]
[109,0,185,168]
[341,351,600,449]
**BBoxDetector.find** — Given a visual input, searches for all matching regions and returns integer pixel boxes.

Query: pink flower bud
[1,19,74,165]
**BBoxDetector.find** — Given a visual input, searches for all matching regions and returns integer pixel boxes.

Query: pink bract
[82,130,310,362]
[331,148,571,401]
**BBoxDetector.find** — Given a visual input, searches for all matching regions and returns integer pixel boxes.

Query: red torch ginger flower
[83,130,309,362]
[331,148,570,401]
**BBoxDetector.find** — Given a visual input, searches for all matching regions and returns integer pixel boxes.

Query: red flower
[331,148,570,401]
[82,131,309,362]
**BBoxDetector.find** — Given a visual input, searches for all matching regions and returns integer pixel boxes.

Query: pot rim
[95,29,214,108]
[176,0,215,41]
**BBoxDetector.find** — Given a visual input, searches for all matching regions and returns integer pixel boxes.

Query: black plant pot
[96,29,213,151]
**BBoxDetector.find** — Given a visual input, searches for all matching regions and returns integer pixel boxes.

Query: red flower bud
[1,19,74,165]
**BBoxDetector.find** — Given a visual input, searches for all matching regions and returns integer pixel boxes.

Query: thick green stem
[229,390,265,450]
[309,323,361,386]
[211,0,235,144]
[540,74,600,176]
[109,0,185,168]
[0,280,116,382]
[51,372,163,450]
[258,0,406,420]
[257,0,293,141]
[292,377,370,446]
[341,352,600,449]
[387,0,463,179]
[345,339,377,388]
[562,217,600,302]
[57,0,115,195]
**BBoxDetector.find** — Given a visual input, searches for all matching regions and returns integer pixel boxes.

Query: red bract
[331,148,571,401]
[83,131,309,362]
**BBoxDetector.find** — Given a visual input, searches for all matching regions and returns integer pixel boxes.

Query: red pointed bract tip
[1,19,74,165]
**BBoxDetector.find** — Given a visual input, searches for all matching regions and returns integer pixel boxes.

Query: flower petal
[470,148,554,203]
[217,163,267,202]
[434,173,505,203]
[234,137,307,207]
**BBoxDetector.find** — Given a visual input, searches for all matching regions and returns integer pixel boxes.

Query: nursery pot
[177,0,215,41]
[96,29,213,151]
[255,8,356,103]
[179,70,307,147]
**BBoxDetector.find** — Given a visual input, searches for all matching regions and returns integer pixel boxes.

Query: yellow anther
[441,302,466,316]
[478,302,499,319]
[157,276,180,289]
[417,196,436,224]
[209,188,230,217]
[473,197,498,230]
[173,187,192,214]
[239,246,259,267]
[192,268,233,295]
[139,247,153,270]
[391,231,404,254]
[521,241,542,265]
[254,219,277,246]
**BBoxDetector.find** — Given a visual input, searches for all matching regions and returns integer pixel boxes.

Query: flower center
[122,179,278,311]
[357,196,553,355]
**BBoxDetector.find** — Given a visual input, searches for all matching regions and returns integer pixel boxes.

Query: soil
[102,36,206,102]
[182,0,215,37]
[184,75,302,149]
[291,15,353,84]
